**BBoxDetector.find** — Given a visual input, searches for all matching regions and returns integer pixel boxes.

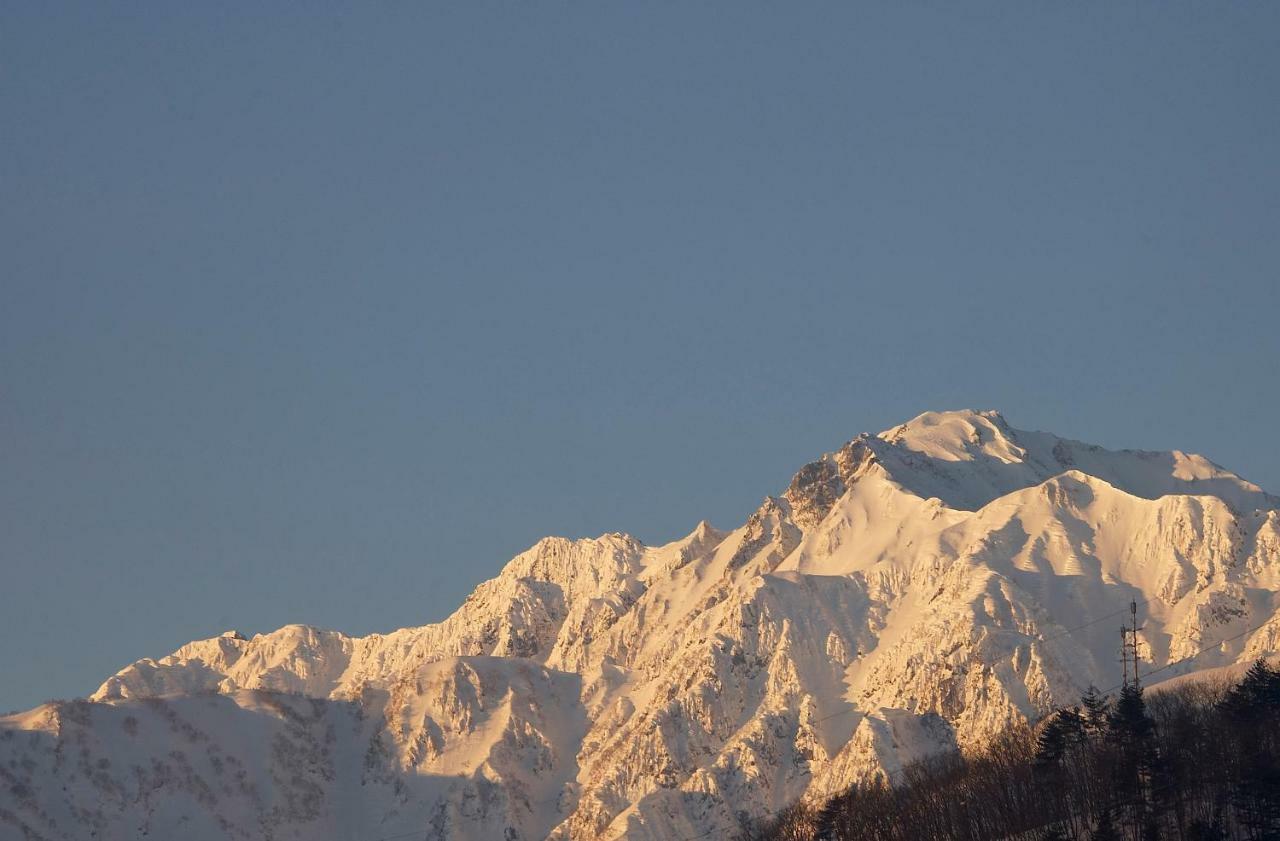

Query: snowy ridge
[5,410,1280,840]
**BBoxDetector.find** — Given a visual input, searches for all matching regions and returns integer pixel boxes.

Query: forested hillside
[748,662,1280,841]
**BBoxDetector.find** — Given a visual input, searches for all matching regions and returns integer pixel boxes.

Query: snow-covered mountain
[6,410,1280,841]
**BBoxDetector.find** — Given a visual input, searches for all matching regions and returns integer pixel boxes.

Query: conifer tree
[1222,658,1280,720]
[1107,684,1158,838]
[1217,659,1280,838]
[1035,706,1085,768]
[749,663,1280,841]
[1081,685,1110,739]
[1109,684,1155,745]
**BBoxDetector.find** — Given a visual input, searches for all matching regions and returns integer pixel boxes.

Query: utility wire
[1032,611,1280,727]
[365,831,426,841]
[1036,595,1157,644]
[364,608,1275,841]
[365,578,1262,841]
[1107,612,1277,696]
[809,572,1253,729]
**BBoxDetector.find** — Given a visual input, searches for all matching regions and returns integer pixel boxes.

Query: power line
[811,579,1265,730]
[1123,613,1277,691]
[365,831,425,841]
[807,595,1165,729]
[363,579,1265,841]
[1037,567,1233,649]
[1037,595,1157,645]
[1044,612,1280,713]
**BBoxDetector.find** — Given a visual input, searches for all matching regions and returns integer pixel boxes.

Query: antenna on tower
[1120,599,1143,689]
[1116,596,1146,691]
[1130,599,1143,688]
[1121,625,1130,688]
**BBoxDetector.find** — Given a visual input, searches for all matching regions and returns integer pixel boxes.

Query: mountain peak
[863,409,1274,513]
[878,408,1025,465]
[12,409,1280,841]
[687,519,722,542]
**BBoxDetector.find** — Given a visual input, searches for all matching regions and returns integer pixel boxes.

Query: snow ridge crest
[6,409,1280,841]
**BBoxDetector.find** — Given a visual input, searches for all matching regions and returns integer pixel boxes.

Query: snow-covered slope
[5,410,1280,841]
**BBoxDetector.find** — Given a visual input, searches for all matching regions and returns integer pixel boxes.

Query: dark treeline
[746,660,1280,841]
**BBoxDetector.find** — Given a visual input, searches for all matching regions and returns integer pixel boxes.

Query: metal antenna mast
[1121,625,1130,688]
[1120,599,1144,689]
[1130,599,1142,688]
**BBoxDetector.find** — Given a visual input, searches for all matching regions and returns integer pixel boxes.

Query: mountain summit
[5,410,1280,840]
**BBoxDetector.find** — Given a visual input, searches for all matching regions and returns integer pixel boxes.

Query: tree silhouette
[748,659,1280,841]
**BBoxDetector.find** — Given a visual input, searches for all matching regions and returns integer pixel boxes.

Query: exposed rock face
[5,409,1280,840]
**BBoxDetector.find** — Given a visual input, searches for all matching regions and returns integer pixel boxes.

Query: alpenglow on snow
[5,410,1280,841]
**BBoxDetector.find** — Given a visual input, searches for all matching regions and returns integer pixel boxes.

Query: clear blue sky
[3,4,1278,711]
